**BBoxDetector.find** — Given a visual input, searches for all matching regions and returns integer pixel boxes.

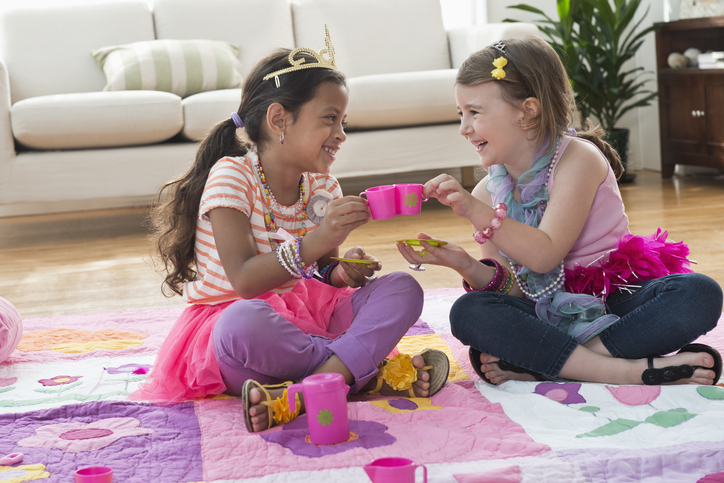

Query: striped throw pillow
[92,39,243,98]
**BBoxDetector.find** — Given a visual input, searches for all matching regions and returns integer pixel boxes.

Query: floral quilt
[1,288,723,483]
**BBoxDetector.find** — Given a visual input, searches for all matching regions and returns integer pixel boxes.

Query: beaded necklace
[495,136,567,302]
[255,160,308,249]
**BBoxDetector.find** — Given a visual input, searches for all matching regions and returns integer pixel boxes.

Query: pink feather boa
[565,229,694,298]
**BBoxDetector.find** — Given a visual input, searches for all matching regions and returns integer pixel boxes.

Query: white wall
[487,0,672,171]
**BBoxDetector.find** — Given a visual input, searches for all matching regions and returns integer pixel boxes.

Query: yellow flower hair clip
[491,57,507,80]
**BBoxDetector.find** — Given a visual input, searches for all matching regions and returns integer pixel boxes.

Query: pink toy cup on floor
[75,466,112,483]
[287,373,350,445]
[394,184,425,216]
[364,457,427,483]
[360,185,396,220]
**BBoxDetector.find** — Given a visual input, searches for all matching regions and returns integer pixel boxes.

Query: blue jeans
[450,273,723,380]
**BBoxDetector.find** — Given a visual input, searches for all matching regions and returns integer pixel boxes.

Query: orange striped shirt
[183,151,343,304]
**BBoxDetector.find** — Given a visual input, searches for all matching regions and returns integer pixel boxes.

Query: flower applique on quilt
[0,368,149,408]
[531,382,702,438]
[260,417,395,458]
[368,397,442,413]
[0,463,50,482]
[18,417,153,453]
[0,378,17,395]
[1,401,203,483]
[18,328,149,354]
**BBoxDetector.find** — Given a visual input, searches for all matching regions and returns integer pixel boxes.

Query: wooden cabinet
[655,17,724,177]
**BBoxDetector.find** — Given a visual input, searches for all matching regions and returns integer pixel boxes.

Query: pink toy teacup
[360,184,427,220]
[363,457,427,483]
[287,373,350,445]
[75,466,112,483]
[360,185,397,220]
[394,184,425,216]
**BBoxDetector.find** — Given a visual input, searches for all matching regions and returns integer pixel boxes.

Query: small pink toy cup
[75,466,112,483]
[360,185,396,220]
[287,373,350,445]
[363,457,427,483]
[394,184,425,216]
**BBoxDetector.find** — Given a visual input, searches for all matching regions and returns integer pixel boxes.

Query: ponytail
[576,119,624,180]
[150,118,249,297]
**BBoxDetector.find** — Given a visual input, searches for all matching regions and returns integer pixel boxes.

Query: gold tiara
[263,24,337,87]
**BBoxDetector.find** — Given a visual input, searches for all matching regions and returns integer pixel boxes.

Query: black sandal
[642,343,722,386]
[468,347,547,385]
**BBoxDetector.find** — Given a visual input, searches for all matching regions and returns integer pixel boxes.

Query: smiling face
[283,81,349,175]
[455,81,531,169]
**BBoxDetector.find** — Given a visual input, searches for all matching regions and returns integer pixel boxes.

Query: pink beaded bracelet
[473,203,507,244]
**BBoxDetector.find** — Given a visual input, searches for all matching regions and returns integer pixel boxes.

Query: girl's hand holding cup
[318,196,371,248]
[424,174,477,219]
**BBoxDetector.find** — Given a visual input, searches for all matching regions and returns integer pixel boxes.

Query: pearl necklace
[256,161,308,248]
[509,259,565,301]
[507,139,566,302]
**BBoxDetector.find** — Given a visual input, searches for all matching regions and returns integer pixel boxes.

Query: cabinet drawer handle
[691,110,705,117]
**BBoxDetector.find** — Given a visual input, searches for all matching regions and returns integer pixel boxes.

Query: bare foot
[246,386,305,432]
[475,351,538,385]
[642,351,717,385]
[557,344,718,385]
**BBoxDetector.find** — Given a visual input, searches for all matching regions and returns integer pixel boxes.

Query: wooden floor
[1,170,722,318]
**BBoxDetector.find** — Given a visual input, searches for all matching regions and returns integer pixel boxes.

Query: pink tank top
[549,136,630,270]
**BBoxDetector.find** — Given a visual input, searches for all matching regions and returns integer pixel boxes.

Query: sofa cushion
[182,89,242,141]
[291,0,450,78]
[153,0,294,78]
[346,70,458,129]
[91,39,243,99]
[0,2,155,103]
[11,91,183,150]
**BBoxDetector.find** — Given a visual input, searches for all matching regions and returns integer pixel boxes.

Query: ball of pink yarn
[0,296,23,363]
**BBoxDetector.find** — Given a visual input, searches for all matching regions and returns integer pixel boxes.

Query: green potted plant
[506,0,658,182]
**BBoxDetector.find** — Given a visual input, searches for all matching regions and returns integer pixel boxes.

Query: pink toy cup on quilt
[287,373,350,445]
[394,183,425,216]
[364,457,427,483]
[359,185,396,220]
[75,466,112,483]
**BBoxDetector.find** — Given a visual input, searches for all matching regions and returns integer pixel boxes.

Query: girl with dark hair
[398,36,722,387]
[132,32,449,432]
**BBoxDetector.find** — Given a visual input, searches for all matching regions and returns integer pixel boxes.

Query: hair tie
[230,112,244,129]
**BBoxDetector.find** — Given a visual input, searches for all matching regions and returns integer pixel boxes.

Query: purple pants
[211,271,424,395]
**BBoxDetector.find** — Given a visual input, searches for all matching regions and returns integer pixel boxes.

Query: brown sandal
[241,380,300,432]
[365,348,450,397]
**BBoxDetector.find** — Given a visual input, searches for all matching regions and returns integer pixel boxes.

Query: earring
[280,132,285,145]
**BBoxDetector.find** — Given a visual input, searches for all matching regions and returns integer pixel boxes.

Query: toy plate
[396,239,448,247]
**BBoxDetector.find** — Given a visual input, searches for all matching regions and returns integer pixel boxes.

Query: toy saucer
[396,239,448,247]
[330,257,379,265]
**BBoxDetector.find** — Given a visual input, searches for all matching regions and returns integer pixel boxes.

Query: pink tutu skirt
[565,229,693,299]
[130,278,354,403]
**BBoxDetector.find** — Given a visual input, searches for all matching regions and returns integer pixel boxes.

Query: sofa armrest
[447,22,539,69]
[0,58,15,178]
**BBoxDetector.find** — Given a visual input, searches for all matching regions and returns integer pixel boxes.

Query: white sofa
[0,0,537,217]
